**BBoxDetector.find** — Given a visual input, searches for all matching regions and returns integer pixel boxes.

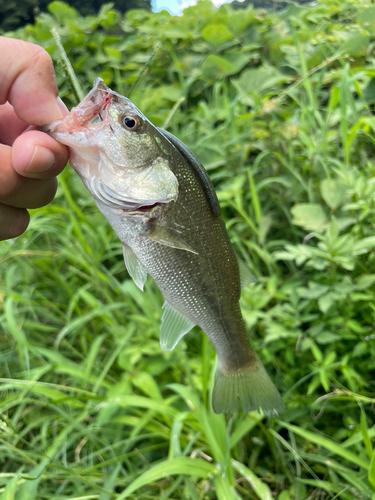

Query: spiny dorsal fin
[158,128,221,217]
[160,302,195,351]
[123,244,148,291]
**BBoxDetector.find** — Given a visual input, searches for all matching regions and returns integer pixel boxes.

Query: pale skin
[0,37,69,240]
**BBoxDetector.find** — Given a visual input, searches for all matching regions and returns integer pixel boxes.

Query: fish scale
[44,78,284,415]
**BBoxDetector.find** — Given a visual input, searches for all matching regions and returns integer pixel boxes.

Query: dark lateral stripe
[158,128,221,217]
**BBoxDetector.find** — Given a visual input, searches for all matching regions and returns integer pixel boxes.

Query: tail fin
[212,360,284,415]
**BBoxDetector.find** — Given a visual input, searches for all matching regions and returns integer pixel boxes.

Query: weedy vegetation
[1,0,375,498]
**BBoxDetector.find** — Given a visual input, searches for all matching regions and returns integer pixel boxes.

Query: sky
[151,0,235,15]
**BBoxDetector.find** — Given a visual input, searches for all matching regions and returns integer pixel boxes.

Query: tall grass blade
[51,27,84,102]
[278,422,369,470]
[117,458,218,499]
[232,460,273,500]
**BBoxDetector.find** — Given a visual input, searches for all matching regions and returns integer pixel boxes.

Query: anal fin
[123,244,147,291]
[160,302,195,351]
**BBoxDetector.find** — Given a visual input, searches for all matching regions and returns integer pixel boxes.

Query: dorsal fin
[158,128,221,217]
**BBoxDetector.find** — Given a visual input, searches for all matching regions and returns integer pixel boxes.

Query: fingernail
[25,146,56,173]
[57,97,70,117]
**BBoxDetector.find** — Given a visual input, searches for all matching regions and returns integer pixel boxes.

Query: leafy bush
[232,0,312,10]
[0,0,151,32]
[1,0,375,498]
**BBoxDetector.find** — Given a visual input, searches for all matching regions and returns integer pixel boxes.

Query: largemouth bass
[45,78,284,415]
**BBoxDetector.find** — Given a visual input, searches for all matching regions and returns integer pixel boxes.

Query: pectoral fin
[144,225,198,255]
[123,244,147,291]
[160,302,195,351]
[237,255,258,288]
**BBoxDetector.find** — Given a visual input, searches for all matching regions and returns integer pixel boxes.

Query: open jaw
[74,78,130,128]
[73,78,114,127]
[44,79,114,140]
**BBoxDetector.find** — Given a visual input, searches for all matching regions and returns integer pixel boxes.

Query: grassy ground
[1,0,375,498]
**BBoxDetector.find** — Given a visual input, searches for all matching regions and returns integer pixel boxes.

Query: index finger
[0,37,64,126]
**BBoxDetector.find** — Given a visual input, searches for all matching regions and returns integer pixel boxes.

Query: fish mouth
[42,78,116,137]
[73,78,113,127]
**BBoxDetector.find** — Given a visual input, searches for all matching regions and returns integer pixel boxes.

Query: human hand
[0,37,69,241]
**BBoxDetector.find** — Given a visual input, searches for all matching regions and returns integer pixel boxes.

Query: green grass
[1,0,375,498]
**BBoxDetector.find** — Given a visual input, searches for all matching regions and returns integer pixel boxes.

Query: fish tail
[212,356,284,415]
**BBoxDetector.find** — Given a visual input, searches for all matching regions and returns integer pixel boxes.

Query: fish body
[45,79,284,415]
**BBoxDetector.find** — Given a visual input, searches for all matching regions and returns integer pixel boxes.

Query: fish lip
[73,80,111,127]
[41,79,113,138]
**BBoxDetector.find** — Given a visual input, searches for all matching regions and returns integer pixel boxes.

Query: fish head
[44,78,178,210]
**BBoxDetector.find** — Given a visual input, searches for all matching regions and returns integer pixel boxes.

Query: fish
[44,78,284,415]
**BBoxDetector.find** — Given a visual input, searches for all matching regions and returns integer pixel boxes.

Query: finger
[0,203,29,240]
[0,37,69,126]
[12,130,68,179]
[0,102,27,146]
[0,145,58,208]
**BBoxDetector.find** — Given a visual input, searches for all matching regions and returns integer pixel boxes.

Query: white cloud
[179,0,198,10]
[179,0,231,8]
[212,0,232,5]
[153,0,234,15]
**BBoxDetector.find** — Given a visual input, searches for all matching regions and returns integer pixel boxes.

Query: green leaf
[230,414,263,448]
[363,79,375,104]
[320,179,347,209]
[232,460,273,500]
[117,458,218,499]
[201,55,241,79]
[338,34,369,57]
[104,47,122,60]
[0,472,20,500]
[48,1,78,22]
[278,422,370,470]
[169,412,189,459]
[109,395,177,417]
[353,342,369,358]
[335,467,374,498]
[234,66,290,96]
[356,274,375,291]
[31,385,77,403]
[168,384,227,465]
[369,448,375,489]
[357,7,375,24]
[132,372,163,400]
[315,331,341,344]
[163,28,188,39]
[214,476,241,500]
[318,294,334,314]
[226,9,255,35]
[202,24,233,46]
[353,236,375,255]
[291,204,328,232]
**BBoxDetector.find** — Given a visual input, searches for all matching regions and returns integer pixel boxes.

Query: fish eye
[120,114,142,131]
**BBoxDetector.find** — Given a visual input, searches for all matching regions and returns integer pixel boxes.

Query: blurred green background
[1,0,375,498]
[0,0,313,31]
